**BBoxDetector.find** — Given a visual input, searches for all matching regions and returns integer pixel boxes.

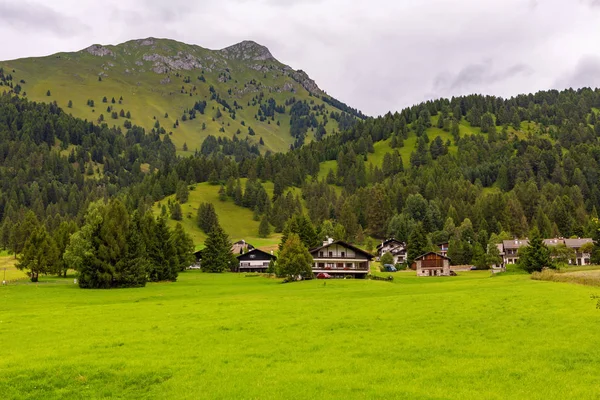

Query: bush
[396,263,408,270]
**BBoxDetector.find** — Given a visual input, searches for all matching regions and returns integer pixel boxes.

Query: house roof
[564,238,593,248]
[376,238,404,250]
[502,239,530,249]
[236,248,276,261]
[543,238,564,247]
[414,251,451,261]
[232,240,255,249]
[310,240,375,259]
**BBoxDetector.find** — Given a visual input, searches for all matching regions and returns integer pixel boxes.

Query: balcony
[314,262,369,271]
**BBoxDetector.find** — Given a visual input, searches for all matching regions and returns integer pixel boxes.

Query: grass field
[1,271,599,399]
[0,255,26,282]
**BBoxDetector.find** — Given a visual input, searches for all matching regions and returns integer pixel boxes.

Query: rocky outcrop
[284,68,322,95]
[142,52,204,74]
[138,38,155,46]
[219,40,274,61]
[86,45,114,57]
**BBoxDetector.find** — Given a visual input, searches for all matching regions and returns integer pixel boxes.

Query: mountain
[0,38,364,153]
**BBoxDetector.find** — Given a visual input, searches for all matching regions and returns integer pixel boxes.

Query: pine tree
[258,215,271,238]
[202,224,233,273]
[115,214,148,288]
[197,203,219,234]
[170,202,183,221]
[17,226,58,282]
[519,228,554,273]
[175,181,189,203]
[219,185,227,201]
[407,223,428,264]
[148,217,178,281]
[275,233,313,281]
[170,223,195,272]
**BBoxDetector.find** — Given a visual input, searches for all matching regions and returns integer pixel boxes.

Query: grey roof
[502,239,529,249]
[564,238,593,248]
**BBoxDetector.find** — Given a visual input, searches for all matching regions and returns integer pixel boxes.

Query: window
[319,251,323,257]
[341,251,345,258]
[328,252,333,257]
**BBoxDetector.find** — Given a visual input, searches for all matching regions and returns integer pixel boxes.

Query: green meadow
[1,271,600,399]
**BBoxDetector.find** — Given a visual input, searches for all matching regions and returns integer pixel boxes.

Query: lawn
[1,271,599,399]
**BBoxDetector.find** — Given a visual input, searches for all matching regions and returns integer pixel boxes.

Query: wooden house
[310,240,374,278]
[414,252,451,277]
[236,249,276,273]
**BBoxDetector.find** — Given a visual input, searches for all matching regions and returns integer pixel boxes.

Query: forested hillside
[2,86,600,271]
[0,38,364,153]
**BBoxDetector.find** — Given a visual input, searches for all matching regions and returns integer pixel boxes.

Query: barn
[413,252,451,277]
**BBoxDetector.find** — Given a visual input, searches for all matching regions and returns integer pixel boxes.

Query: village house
[236,248,276,273]
[413,252,451,277]
[501,238,594,266]
[231,240,255,255]
[376,238,407,264]
[501,239,530,265]
[437,242,449,257]
[564,238,593,265]
[310,239,374,278]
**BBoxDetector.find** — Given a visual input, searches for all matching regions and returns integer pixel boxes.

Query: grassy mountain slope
[154,181,284,250]
[0,38,357,153]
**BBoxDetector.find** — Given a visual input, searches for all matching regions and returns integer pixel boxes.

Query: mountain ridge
[0,37,361,153]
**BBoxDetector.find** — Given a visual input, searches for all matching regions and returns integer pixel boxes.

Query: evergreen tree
[197,203,219,234]
[219,185,227,201]
[170,202,183,221]
[519,229,554,273]
[115,214,149,287]
[148,217,178,281]
[202,224,233,273]
[17,226,58,282]
[170,223,195,272]
[275,233,313,281]
[258,215,271,238]
[407,223,428,264]
[175,181,189,203]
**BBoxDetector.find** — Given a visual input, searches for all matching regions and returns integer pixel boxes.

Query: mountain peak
[219,40,274,61]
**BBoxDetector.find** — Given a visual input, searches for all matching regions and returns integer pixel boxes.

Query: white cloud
[0,0,599,115]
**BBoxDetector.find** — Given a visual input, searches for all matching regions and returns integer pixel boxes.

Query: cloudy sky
[0,0,599,116]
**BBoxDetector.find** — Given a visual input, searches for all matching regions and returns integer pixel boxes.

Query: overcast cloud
[0,0,599,116]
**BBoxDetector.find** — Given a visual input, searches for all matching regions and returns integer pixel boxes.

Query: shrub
[531,269,600,287]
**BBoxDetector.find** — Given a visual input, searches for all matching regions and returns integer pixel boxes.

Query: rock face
[81,38,323,95]
[286,68,322,96]
[219,40,274,61]
[142,52,204,74]
[86,45,114,57]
